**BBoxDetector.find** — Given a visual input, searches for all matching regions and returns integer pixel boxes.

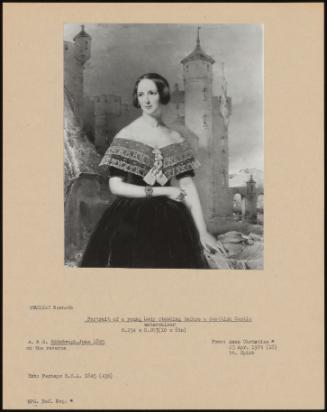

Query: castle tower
[245,175,257,223]
[64,25,91,123]
[181,27,215,148]
[73,25,91,65]
[209,62,233,227]
[180,30,233,232]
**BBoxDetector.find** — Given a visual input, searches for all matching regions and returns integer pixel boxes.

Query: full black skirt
[80,196,209,268]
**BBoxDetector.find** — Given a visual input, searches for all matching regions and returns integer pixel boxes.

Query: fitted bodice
[109,166,173,187]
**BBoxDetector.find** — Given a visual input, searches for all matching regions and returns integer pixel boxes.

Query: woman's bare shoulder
[168,128,184,144]
[115,118,142,140]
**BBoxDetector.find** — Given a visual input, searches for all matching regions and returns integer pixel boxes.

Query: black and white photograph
[4,4,324,409]
[64,24,264,269]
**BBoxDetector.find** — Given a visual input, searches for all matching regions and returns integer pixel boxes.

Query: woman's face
[137,79,161,116]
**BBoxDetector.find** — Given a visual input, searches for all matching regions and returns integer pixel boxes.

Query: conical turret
[181,27,215,65]
[181,27,215,147]
[74,25,91,65]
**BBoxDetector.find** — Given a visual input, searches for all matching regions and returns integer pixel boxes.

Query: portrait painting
[64,24,264,269]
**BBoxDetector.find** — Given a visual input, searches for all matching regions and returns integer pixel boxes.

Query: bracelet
[145,185,153,197]
[176,189,186,202]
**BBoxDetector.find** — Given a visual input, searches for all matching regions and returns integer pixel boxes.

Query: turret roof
[181,27,215,65]
[73,25,91,41]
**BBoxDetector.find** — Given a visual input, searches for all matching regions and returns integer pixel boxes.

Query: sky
[64,24,263,173]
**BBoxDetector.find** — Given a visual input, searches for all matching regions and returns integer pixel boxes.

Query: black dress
[80,137,209,268]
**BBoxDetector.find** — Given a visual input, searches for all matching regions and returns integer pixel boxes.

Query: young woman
[80,73,219,268]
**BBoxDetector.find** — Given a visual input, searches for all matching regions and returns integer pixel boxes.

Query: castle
[167,28,233,231]
[64,26,113,265]
[64,25,261,234]
[64,25,91,123]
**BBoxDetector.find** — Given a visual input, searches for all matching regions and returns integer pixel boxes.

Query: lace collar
[112,137,188,152]
[99,136,200,184]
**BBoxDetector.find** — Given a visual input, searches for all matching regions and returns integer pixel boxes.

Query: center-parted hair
[132,73,171,108]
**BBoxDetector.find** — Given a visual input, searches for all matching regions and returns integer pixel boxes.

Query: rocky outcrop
[64,88,106,201]
[64,88,113,266]
[205,231,264,269]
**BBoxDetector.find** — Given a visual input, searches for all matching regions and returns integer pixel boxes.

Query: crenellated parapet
[93,94,123,116]
[92,93,138,153]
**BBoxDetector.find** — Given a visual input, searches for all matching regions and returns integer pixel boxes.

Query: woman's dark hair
[132,73,171,108]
